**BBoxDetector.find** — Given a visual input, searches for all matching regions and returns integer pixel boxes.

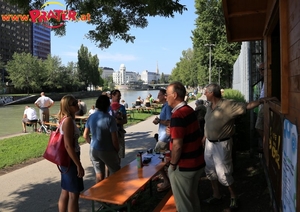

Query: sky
[50,0,197,75]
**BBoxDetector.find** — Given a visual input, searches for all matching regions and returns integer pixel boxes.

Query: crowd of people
[30,69,275,211]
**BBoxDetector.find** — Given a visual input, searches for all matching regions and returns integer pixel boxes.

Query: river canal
[0,90,160,137]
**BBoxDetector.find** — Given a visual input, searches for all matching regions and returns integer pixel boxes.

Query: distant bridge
[147,84,169,89]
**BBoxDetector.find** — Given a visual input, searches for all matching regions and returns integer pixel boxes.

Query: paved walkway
[0,102,199,212]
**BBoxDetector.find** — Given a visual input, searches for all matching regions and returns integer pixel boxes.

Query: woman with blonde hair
[57,95,85,212]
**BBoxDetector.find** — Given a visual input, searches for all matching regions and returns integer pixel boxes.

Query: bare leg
[58,189,69,212]
[95,172,104,183]
[22,122,26,132]
[105,165,110,178]
[68,192,80,212]
[228,183,237,198]
[211,180,221,198]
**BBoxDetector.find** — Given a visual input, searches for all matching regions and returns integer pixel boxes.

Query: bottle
[164,150,171,163]
[136,154,142,168]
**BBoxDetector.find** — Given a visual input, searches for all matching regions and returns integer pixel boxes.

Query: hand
[201,137,206,148]
[259,97,278,104]
[77,164,85,178]
[166,126,170,136]
[169,163,177,171]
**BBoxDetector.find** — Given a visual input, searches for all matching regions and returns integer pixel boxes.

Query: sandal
[157,183,170,192]
[152,174,163,181]
[229,198,238,209]
[203,196,222,205]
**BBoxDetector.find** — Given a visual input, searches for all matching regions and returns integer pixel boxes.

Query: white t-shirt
[88,108,96,115]
[24,107,38,120]
[35,96,54,108]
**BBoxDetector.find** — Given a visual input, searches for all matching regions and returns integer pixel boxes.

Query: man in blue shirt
[152,88,172,192]
[109,90,127,164]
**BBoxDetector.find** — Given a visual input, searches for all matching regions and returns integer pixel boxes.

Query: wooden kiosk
[222,0,300,211]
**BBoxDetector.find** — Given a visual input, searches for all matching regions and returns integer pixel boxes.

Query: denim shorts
[60,152,84,193]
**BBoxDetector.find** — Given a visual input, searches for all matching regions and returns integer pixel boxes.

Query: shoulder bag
[43,117,70,173]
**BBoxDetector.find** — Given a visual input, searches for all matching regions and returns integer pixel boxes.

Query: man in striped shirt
[166,81,205,212]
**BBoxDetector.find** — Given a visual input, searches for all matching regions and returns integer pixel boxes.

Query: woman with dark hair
[57,95,84,212]
[83,95,120,183]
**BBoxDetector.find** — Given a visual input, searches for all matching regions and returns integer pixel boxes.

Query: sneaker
[230,198,238,209]
[203,196,222,204]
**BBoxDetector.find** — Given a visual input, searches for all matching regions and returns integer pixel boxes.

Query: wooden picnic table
[49,114,88,133]
[80,154,165,212]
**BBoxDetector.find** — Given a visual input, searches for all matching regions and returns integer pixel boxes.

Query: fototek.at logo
[1,1,91,28]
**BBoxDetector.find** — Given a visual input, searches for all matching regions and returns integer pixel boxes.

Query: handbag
[43,117,70,173]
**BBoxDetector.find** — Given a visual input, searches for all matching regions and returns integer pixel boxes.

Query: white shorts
[204,138,234,186]
[154,141,169,153]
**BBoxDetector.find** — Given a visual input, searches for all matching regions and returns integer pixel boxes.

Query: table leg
[149,180,153,196]
[92,200,95,212]
[127,202,131,212]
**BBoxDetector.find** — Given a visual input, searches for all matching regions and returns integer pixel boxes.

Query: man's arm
[23,111,27,119]
[49,101,54,108]
[246,97,278,110]
[170,138,183,170]
[83,127,91,144]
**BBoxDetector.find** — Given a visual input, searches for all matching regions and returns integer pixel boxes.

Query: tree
[160,73,166,83]
[192,0,241,88]
[43,55,66,91]
[0,56,4,84]
[77,44,103,89]
[6,52,43,94]
[7,0,187,48]
[170,48,194,86]
[65,61,81,91]
[88,54,100,90]
[103,76,114,90]
[77,44,91,89]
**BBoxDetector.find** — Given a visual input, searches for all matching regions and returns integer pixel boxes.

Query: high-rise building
[0,0,32,62]
[0,0,51,83]
[32,23,51,59]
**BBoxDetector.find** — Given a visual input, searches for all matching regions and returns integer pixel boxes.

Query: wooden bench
[153,190,174,212]
[160,194,176,212]
[80,154,166,212]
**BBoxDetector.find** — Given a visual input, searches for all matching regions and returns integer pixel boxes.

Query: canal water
[0,90,160,137]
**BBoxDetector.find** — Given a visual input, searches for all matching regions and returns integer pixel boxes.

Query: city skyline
[51,0,196,75]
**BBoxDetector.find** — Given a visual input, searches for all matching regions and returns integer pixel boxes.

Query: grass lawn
[0,108,161,169]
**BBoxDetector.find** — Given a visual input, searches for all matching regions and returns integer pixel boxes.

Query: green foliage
[103,76,114,90]
[77,45,102,89]
[160,73,166,83]
[5,46,105,93]
[6,52,43,94]
[170,0,241,88]
[223,89,246,102]
[192,0,241,88]
[170,48,195,86]
[6,0,187,49]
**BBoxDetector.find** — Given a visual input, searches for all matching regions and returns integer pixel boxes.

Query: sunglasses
[259,68,264,71]
[70,100,78,106]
